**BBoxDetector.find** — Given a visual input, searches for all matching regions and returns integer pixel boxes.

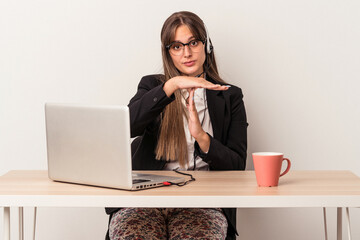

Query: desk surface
[1,170,360,208]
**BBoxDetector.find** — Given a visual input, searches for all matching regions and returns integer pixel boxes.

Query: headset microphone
[195,25,213,78]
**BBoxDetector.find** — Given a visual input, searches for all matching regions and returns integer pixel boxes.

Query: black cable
[167,170,196,187]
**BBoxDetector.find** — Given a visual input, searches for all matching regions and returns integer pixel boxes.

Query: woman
[106,11,248,240]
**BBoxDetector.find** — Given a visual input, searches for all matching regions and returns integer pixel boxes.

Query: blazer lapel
[206,89,225,141]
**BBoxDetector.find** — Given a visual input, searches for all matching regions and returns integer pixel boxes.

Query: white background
[1,0,360,239]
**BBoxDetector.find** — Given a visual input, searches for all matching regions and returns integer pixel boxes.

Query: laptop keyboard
[133,179,150,184]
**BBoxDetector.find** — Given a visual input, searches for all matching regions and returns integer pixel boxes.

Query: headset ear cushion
[207,38,213,54]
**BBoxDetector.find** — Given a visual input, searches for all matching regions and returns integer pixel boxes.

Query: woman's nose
[183,45,192,57]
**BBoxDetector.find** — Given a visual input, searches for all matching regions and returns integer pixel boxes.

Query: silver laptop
[45,103,184,190]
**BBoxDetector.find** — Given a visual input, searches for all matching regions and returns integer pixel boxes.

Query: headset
[204,24,213,55]
[195,25,213,78]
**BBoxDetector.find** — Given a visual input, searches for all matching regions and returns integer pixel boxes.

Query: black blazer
[105,74,248,240]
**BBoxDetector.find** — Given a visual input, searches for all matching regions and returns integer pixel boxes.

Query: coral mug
[252,152,291,187]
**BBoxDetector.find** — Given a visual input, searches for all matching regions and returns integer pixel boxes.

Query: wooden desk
[1,170,360,240]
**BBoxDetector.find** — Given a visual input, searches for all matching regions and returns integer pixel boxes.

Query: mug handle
[279,158,291,177]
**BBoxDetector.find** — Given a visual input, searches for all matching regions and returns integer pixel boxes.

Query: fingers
[175,76,230,91]
[186,89,204,139]
[206,84,230,91]
[195,78,230,91]
[188,88,195,111]
[186,89,198,119]
[186,89,200,126]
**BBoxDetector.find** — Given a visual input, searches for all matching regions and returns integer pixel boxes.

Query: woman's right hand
[163,76,229,97]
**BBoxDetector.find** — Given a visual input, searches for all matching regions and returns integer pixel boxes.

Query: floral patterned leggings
[109,208,228,240]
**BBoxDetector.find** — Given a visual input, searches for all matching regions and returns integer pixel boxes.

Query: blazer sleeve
[195,87,248,170]
[128,75,175,137]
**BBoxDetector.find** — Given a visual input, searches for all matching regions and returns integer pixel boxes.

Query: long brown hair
[156,11,225,167]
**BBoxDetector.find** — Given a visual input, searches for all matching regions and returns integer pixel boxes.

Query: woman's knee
[168,208,228,240]
[109,208,167,240]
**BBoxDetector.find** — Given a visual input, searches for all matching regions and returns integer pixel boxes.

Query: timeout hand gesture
[163,76,229,97]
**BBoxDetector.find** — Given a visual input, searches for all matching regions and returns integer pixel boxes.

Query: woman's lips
[183,60,195,67]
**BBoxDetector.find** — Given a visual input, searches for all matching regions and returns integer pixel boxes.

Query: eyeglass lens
[168,40,203,55]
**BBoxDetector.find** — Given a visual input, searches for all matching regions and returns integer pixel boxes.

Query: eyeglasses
[166,39,205,56]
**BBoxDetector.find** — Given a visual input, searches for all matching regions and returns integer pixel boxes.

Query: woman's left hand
[186,88,210,152]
